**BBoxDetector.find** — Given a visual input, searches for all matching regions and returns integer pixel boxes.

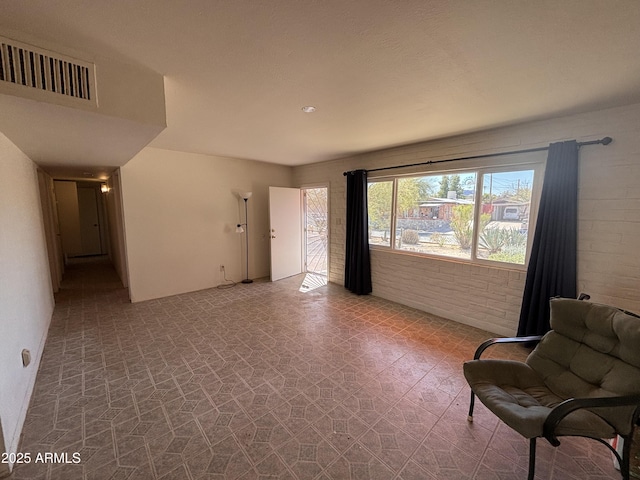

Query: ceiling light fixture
[301,106,316,113]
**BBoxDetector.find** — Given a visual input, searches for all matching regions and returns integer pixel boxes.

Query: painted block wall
[105,170,128,289]
[293,103,640,336]
[120,147,293,302]
[0,132,54,466]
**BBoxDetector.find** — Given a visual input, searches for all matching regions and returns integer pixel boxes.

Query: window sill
[369,244,527,272]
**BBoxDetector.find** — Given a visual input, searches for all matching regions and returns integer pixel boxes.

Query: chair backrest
[526,298,640,434]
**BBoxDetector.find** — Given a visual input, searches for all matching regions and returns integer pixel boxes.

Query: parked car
[503,207,520,221]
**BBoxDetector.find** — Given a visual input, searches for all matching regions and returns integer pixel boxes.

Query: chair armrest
[473,335,543,360]
[543,394,640,446]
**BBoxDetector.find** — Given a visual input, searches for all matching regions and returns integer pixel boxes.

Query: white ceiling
[2,0,640,172]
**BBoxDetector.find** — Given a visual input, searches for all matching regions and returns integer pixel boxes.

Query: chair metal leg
[468,391,475,422]
[528,438,536,480]
[621,433,631,480]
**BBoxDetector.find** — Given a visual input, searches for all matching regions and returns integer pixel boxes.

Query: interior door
[77,186,103,255]
[269,186,302,281]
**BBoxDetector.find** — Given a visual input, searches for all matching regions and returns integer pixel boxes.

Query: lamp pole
[242,197,252,284]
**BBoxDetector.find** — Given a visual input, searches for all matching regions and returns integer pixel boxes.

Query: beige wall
[105,170,129,289]
[54,180,82,257]
[293,103,640,336]
[0,132,53,467]
[95,56,166,127]
[37,169,63,292]
[120,147,293,302]
[0,30,166,128]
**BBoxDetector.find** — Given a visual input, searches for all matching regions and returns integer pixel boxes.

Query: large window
[367,165,542,267]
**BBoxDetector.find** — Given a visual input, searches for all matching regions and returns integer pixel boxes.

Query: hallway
[11,259,619,479]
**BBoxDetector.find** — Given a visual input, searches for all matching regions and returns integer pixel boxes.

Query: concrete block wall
[294,102,640,336]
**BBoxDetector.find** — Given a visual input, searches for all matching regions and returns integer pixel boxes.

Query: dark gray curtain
[517,140,579,336]
[345,170,372,295]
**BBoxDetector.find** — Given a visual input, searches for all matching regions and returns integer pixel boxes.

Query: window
[395,173,477,260]
[367,164,542,267]
[476,170,534,265]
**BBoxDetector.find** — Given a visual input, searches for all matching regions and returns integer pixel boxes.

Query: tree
[450,205,490,249]
[397,178,421,217]
[450,175,464,198]
[367,182,392,230]
[450,204,474,249]
[417,177,436,199]
[438,176,450,198]
[505,184,532,203]
[438,174,464,198]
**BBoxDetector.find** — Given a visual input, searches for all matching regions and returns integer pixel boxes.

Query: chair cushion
[526,299,640,434]
[463,359,617,439]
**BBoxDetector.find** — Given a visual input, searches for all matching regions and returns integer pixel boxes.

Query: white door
[269,186,302,281]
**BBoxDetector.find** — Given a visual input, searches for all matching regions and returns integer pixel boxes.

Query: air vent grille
[0,36,95,103]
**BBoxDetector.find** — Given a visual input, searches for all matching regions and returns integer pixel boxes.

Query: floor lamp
[235,192,253,284]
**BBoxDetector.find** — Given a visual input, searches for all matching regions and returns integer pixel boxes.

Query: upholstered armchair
[463,298,640,480]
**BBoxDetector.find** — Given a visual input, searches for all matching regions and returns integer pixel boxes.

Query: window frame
[367,157,545,270]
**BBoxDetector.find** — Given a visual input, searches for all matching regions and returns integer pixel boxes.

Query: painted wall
[105,170,129,289]
[95,56,166,127]
[0,132,54,466]
[293,103,640,336]
[0,29,166,128]
[120,147,293,302]
[37,169,63,293]
[53,180,82,257]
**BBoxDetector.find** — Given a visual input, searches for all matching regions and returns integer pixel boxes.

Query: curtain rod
[343,136,612,176]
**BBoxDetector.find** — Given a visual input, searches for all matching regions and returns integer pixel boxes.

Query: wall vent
[0,36,96,106]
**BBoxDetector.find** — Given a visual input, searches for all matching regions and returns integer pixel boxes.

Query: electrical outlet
[22,349,31,367]
[220,264,225,272]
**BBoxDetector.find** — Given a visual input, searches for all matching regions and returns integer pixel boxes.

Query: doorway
[303,187,328,276]
[77,185,104,255]
[53,180,108,258]
[268,186,329,283]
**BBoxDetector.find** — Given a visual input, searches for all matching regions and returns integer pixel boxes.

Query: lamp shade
[239,191,252,200]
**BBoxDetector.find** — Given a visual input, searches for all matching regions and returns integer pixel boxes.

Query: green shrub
[401,229,420,245]
[479,227,506,254]
[450,205,474,249]
[430,232,446,247]
[488,246,526,265]
[503,229,527,247]
[479,226,527,254]
[451,206,489,250]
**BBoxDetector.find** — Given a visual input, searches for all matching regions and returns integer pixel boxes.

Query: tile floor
[11,258,621,479]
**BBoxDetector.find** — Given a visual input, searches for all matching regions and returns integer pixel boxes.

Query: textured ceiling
[2,0,640,170]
